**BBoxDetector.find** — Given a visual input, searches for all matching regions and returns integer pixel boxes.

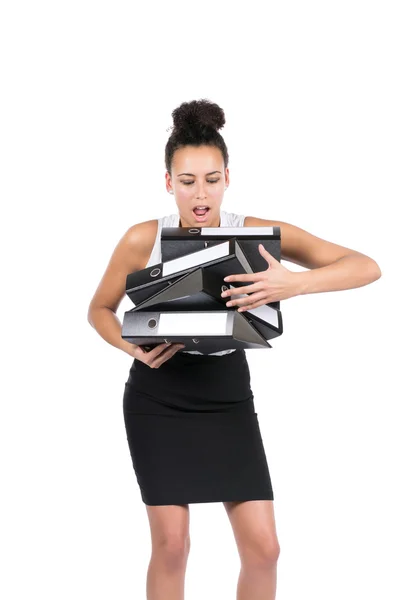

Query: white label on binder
[163,241,229,276]
[201,227,274,236]
[158,312,227,335]
[248,304,279,327]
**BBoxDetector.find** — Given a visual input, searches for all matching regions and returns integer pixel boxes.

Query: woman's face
[166,145,229,227]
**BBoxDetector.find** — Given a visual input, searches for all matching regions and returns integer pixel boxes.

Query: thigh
[223,500,280,560]
[146,504,191,547]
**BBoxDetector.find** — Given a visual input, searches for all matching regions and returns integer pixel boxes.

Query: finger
[258,244,276,261]
[158,344,185,366]
[222,282,263,298]
[227,291,267,308]
[149,342,184,363]
[224,272,265,284]
[238,297,272,312]
[147,342,173,358]
[137,342,170,363]
[228,291,266,307]
[150,344,185,368]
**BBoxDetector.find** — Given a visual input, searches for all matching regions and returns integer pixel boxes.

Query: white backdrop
[1,1,398,599]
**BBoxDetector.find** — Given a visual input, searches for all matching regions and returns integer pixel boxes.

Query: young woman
[87,99,381,600]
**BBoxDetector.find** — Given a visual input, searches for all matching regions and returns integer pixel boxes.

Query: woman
[87,99,381,600]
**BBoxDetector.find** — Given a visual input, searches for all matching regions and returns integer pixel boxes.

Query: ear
[165,171,173,194]
[224,167,230,188]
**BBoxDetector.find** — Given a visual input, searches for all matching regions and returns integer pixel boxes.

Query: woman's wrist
[120,340,138,357]
[290,271,308,296]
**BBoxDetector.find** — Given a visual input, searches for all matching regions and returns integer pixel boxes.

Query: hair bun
[172,98,225,132]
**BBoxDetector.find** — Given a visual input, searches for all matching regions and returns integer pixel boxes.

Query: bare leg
[145,503,190,600]
[223,500,280,600]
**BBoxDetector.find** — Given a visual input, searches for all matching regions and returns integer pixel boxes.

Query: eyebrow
[177,171,222,177]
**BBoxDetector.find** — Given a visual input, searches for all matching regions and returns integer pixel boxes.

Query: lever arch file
[243,303,283,340]
[225,285,283,340]
[130,266,228,312]
[129,268,284,341]
[161,226,281,310]
[122,227,284,353]
[121,309,272,352]
[125,238,253,306]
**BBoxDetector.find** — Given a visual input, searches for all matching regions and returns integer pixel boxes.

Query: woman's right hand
[129,342,186,368]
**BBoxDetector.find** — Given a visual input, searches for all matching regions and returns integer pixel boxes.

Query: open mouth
[192,206,210,217]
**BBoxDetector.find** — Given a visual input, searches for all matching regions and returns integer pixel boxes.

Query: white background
[1,1,399,599]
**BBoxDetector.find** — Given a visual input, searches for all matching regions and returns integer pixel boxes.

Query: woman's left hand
[221,244,303,311]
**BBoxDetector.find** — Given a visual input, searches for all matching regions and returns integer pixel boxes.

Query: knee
[241,536,280,569]
[153,534,190,568]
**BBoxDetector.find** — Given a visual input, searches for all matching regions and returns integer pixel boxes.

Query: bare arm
[87,220,184,366]
[87,221,154,355]
[244,216,382,292]
[88,306,136,356]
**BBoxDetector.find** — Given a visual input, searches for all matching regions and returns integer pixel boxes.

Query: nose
[195,185,207,200]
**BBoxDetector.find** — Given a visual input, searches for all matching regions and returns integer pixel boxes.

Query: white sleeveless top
[145,210,246,356]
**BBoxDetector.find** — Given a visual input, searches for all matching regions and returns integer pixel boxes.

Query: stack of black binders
[121,226,284,353]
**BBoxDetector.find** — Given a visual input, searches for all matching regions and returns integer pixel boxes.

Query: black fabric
[122,349,274,505]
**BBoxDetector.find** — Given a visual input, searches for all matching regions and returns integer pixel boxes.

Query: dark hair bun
[172,98,225,132]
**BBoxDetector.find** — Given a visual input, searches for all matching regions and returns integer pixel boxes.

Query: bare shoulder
[244,215,365,269]
[87,219,158,314]
[124,219,159,259]
[110,218,159,272]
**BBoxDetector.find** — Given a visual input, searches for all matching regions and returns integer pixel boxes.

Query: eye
[181,179,219,185]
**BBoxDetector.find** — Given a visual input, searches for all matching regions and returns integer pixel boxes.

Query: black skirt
[122,349,274,506]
